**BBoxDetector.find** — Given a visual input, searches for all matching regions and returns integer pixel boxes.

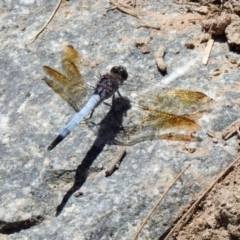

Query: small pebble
[74,191,83,197]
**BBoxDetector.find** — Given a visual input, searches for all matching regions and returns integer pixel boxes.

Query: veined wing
[114,89,212,146]
[43,45,93,112]
[138,88,213,116]
[42,66,88,112]
[114,109,201,146]
[62,45,101,83]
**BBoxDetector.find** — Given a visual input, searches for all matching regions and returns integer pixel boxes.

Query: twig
[109,0,141,19]
[222,118,240,140]
[29,0,62,44]
[132,164,191,240]
[136,23,160,30]
[202,39,214,65]
[105,147,127,176]
[164,155,240,240]
[175,1,199,6]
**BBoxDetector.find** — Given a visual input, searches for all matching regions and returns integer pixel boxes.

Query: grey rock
[0,1,239,239]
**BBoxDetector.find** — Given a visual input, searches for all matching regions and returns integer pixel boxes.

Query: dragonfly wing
[114,132,199,146]
[138,88,213,116]
[114,88,213,146]
[43,66,92,112]
[114,108,200,146]
[61,45,84,84]
[43,45,99,113]
[143,110,200,132]
[42,69,79,112]
[42,76,80,112]
[62,45,100,85]
[62,45,82,68]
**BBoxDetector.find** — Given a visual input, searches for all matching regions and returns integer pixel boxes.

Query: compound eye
[120,67,128,80]
[110,66,128,80]
[110,66,118,74]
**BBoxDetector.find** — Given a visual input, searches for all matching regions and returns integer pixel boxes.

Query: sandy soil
[174,156,240,240]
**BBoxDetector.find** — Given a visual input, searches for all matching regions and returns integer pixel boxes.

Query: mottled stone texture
[0,0,240,239]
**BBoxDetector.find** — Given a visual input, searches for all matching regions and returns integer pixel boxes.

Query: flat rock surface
[1,1,240,239]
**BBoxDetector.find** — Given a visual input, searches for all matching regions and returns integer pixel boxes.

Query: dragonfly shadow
[55,97,131,216]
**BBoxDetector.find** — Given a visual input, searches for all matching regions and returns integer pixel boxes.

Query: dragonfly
[43,45,128,150]
[42,45,213,150]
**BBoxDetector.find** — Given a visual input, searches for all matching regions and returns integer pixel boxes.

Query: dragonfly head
[110,66,128,83]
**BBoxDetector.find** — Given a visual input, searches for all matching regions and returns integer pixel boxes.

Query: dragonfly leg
[116,90,122,98]
[83,109,95,121]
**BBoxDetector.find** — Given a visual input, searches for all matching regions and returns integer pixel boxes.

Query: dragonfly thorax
[94,74,121,100]
[94,66,128,100]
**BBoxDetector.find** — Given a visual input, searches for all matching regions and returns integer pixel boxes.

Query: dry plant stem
[175,1,199,6]
[202,39,214,65]
[105,147,127,176]
[164,155,240,240]
[29,0,62,44]
[133,164,191,240]
[136,23,160,30]
[222,118,240,140]
[109,0,141,19]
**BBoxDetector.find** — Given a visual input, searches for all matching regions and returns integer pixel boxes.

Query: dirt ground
[172,156,240,240]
